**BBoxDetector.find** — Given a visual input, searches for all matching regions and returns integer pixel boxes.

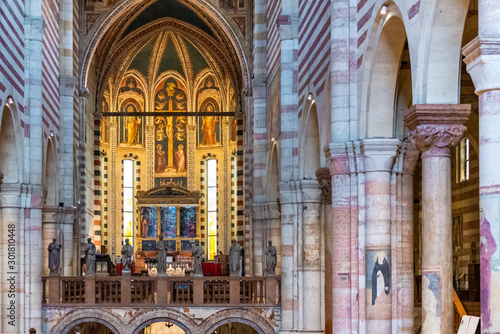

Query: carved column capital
[251,203,267,220]
[266,202,281,220]
[59,75,77,97]
[325,143,350,176]
[316,167,332,204]
[300,180,323,204]
[0,183,23,207]
[361,138,400,172]
[463,37,500,94]
[393,141,420,174]
[42,206,63,224]
[404,104,471,157]
[78,87,89,98]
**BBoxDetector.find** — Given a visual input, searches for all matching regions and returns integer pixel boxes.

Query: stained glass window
[206,159,217,260]
[123,160,134,248]
[161,207,177,238]
[180,206,197,238]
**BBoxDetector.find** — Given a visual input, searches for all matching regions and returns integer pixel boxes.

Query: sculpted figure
[265,240,277,276]
[156,235,167,276]
[121,238,133,272]
[48,238,61,275]
[84,238,96,276]
[229,239,242,276]
[192,240,204,276]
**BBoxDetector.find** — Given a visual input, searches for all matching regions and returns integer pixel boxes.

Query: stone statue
[121,238,133,273]
[156,235,167,276]
[48,238,61,275]
[84,237,96,276]
[229,239,242,276]
[192,240,204,276]
[265,240,277,276]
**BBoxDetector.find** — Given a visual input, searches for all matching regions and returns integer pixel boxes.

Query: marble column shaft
[42,207,62,276]
[392,143,419,334]
[463,33,500,333]
[300,180,323,332]
[252,203,266,276]
[405,104,470,334]
[362,138,400,334]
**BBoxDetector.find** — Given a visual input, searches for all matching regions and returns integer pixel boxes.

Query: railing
[42,276,280,307]
[240,277,265,304]
[453,288,467,332]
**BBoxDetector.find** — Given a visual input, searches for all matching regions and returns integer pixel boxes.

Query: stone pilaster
[463,34,500,333]
[61,207,76,276]
[362,138,400,334]
[392,142,419,334]
[405,104,470,334]
[252,203,266,276]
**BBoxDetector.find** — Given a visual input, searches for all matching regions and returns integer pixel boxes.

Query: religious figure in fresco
[126,106,141,145]
[100,115,108,143]
[480,212,497,329]
[156,144,166,173]
[202,106,219,146]
[371,251,391,305]
[230,117,238,142]
[175,144,186,172]
[155,117,167,141]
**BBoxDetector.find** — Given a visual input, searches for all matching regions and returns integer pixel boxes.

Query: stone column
[42,207,62,276]
[404,104,470,334]
[61,207,76,276]
[463,31,500,333]
[362,138,399,334]
[0,184,22,333]
[252,203,266,276]
[300,180,323,332]
[392,143,419,334]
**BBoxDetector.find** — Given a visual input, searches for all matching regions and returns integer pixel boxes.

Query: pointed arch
[301,101,321,179]
[0,99,23,184]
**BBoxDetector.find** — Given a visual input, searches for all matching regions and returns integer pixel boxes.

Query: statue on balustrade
[48,238,61,275]
[229,239,242,277]
[156,235,167,276]
[192,239,204,276]
[121,238,133,274]
[265,240,277,276]
[84,237,96,276]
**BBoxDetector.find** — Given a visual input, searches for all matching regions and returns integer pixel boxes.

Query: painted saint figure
[265,240,277,276]
[201,105,219,146]
[155,144,166,173]
[175,144,186,172]
[229,239,242,276]
[156,235,168,276]
[371,252,390,305]
[480,213,497,329]
[192,240,204,276]
[48,238,61,275]
[126,106,140,145]
[84,238,96,276]
[121,238,133,273]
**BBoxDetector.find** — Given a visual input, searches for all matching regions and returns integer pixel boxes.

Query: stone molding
[266,202,281,220]
[361,138,400,172]
[278,181,300,205]
[252,203,267,220]
[42,206,63,224]
[462,37,500,94]
[404,104,471,157]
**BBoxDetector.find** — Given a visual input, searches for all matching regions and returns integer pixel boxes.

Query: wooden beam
[101,112,236,117]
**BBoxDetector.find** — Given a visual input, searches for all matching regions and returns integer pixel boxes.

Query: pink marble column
[463,31,500,333]
[362,138,400,334]
[326,143,355,334]
[392,143,419,334]
[405,104,470,334]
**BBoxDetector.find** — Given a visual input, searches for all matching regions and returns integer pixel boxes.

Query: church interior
[0,0,498,333]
